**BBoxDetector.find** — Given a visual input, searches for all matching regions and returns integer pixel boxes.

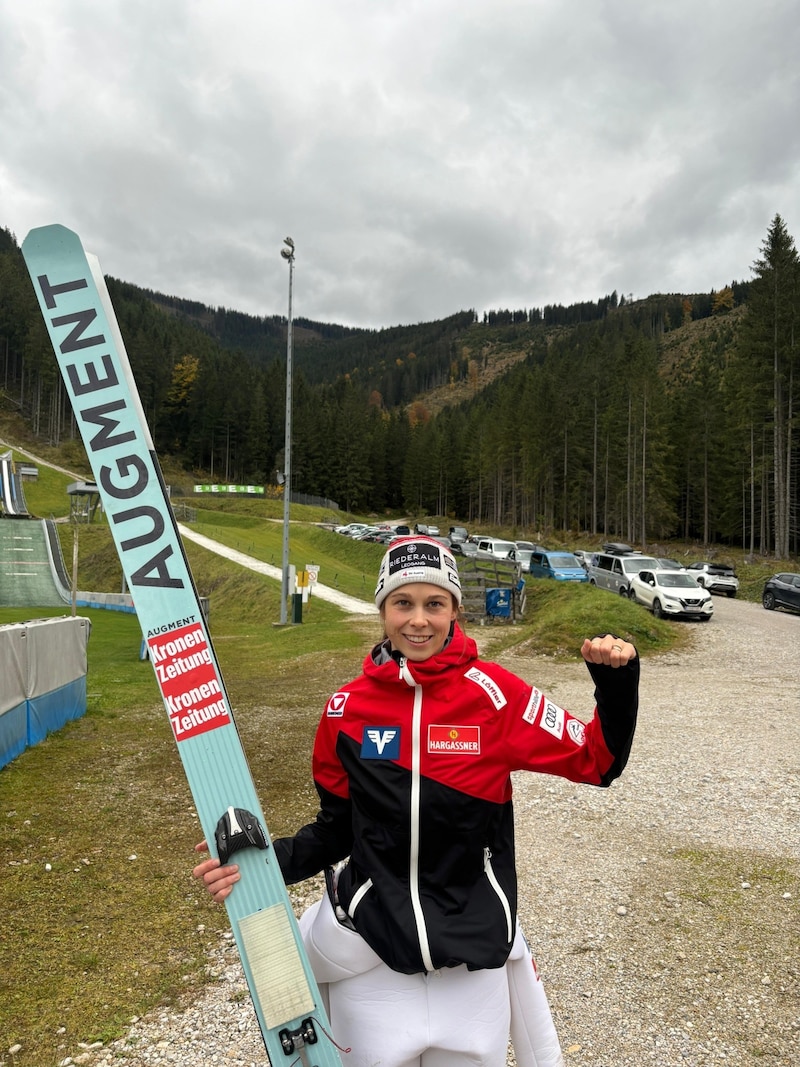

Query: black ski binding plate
[279,1018,319,1055]
[215,805,269,864]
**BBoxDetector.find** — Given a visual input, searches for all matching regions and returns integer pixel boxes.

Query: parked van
[529,550,588,582]
[588,547,660,597]
[475,537,516,561]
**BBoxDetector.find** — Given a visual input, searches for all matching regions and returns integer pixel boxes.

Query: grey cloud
[1,0,798,327]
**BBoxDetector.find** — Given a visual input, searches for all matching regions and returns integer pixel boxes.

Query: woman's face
[381,582,458,662]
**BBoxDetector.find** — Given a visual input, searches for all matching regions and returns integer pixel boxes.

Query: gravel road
[507,594,799,1066]
[57,595,799,1067]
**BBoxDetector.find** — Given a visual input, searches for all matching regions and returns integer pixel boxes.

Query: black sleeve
[585,653,639,786]
[272,781,354,885]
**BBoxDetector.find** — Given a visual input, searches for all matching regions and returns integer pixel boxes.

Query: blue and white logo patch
[361,726,401,760]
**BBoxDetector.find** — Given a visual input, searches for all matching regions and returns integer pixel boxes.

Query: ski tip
[22,223,82,255]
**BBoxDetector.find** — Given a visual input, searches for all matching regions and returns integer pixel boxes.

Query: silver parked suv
[588,543,661,597]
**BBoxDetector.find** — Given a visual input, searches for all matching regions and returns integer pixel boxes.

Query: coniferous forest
[1,215,798,556]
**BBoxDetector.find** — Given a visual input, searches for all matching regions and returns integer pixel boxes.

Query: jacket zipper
[484,846,513,943]
[399,658,436,973]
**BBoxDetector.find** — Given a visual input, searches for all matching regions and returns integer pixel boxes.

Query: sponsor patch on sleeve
[566,718,587,746]
[522,687,542,724]
[538,700,565,740]
[326,692,350,717]
[361,727,401,759]
[464,667,507,709]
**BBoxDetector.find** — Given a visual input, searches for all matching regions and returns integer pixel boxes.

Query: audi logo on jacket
[273,623,638,975]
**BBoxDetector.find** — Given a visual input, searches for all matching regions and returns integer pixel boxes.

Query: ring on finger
[612,644,623,652]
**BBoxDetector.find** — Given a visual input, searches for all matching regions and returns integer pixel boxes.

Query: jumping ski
[22,224,344,1067]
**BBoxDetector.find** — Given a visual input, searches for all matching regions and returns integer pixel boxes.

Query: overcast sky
[2,0,799,329]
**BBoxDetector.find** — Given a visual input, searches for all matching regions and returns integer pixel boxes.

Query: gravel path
[57,595,799,1067]
[177,525,379,616]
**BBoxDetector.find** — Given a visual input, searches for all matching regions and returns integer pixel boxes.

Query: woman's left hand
[581,633,637,666]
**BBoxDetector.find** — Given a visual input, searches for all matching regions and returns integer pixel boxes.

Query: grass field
[1,430,796,1065]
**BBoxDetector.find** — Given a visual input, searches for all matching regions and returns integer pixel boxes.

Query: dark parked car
[762,572,800,614]
[360,530,394,544]
[450,540,478,559]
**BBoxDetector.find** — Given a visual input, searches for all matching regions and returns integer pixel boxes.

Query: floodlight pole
[280,237,295,625]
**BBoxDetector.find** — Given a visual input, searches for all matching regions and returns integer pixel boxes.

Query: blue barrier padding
[26,677,88,747]
[75,597,136,613]
[0,701,28,768]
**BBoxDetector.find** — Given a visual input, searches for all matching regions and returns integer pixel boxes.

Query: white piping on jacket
[347,877,373,918]
[399,658,436,973]
[484,847,513,943]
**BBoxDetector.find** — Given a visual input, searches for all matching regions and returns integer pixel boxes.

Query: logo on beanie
[387,542,443,575]
[375,535,461,606]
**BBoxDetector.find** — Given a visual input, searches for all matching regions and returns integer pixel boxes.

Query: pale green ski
[22,224,343,1067]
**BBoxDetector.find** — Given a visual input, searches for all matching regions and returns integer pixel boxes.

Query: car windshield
[550,554,580,568]
[623,556,659,573]
[495,542,516,553]
[515,550,533,563]
[657,573,700,588]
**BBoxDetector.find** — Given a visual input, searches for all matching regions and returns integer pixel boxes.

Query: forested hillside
[1,215,798,555]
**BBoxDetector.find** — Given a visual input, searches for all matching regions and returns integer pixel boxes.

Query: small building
[67,481,102,523]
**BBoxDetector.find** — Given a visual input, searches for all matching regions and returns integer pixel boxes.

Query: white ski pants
[299,895,564,1067]
[329,957,510,1067]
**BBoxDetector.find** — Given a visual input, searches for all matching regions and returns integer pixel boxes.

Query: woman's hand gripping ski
[193,840,240,903]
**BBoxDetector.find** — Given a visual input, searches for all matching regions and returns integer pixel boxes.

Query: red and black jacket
[274,623,638,974]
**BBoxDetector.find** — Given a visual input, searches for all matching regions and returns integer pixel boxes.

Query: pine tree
[735,214,799,557]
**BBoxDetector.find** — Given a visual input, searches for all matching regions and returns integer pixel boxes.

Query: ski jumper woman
[195,535,639,1067]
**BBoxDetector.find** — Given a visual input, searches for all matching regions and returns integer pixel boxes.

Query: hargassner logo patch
[326,692,350,717]
[522,687,542,724]
[464,667,507,709]
[539,700,565,740]
[428,725,481,754]
[567,719,587,746]
[361,727,401,759]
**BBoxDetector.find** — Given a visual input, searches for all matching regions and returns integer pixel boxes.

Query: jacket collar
[365,622,478,681]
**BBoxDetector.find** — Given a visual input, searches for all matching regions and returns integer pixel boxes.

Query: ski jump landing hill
[1,451,72,608]
[0,450,91,769]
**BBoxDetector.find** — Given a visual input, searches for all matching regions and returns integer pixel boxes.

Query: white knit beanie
[375,536,462,609]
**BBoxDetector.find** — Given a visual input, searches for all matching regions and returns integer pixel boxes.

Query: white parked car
[335,522,370,537]
[475,537,517,561]
[686,561,739,597]
[629,568,713,621]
